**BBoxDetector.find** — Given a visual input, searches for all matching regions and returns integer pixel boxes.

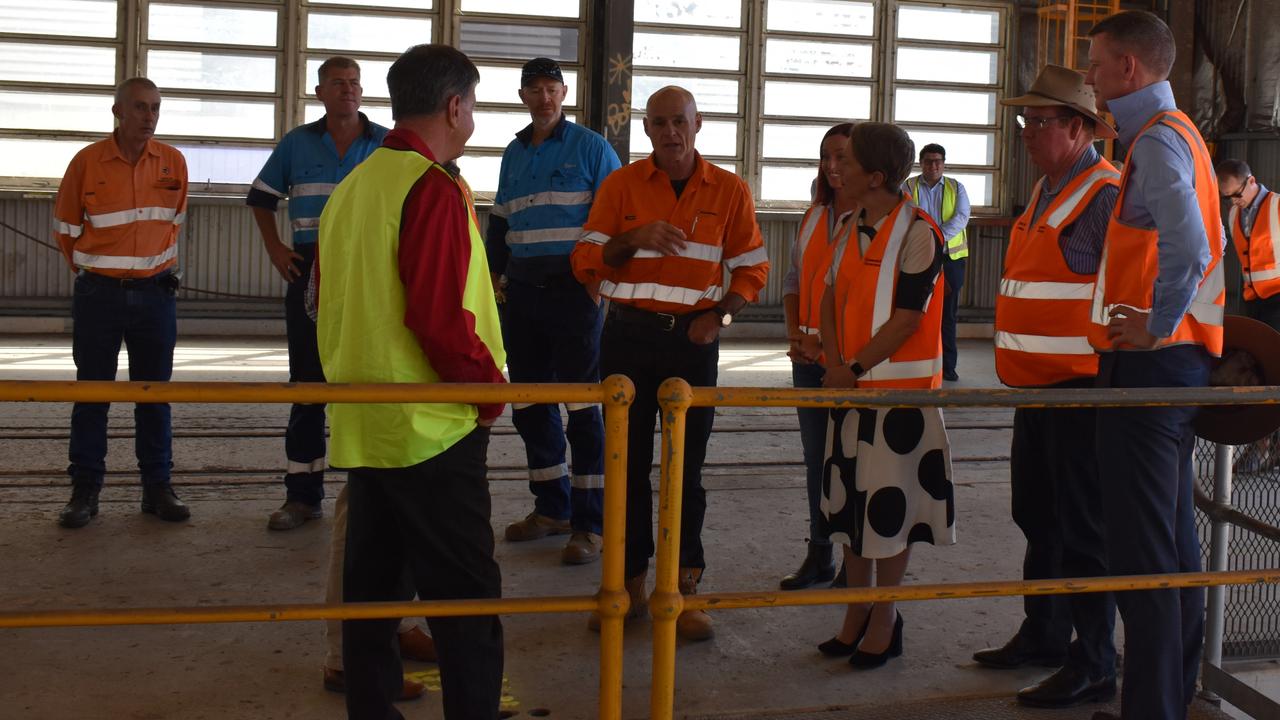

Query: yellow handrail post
[597,374,634,720]
[650,377,692,720]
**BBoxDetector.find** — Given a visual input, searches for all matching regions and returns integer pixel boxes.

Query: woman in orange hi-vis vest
[779,122,854,592]
[814,122,956,670]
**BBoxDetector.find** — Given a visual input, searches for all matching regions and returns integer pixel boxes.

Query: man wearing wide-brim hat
[974,64,1122,709]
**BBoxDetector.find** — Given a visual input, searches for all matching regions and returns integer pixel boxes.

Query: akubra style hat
[1195,314,1280,445]
[1000,64,1118,140]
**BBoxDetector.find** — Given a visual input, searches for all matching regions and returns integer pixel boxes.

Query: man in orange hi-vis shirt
[571,85,769,642]
[52,77,189,529]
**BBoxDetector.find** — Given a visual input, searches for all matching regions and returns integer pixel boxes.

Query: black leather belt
[78,269,173,287]
[606,303,697,333]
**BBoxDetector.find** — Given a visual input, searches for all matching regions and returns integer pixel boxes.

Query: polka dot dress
[821,406,956,558]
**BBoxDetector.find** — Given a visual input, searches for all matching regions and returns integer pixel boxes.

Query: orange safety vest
[995,157,1119,387]
[1088,110,1225,356]
[795,204,839,336]
[832,197,945,389]
[1229,190,1280,301]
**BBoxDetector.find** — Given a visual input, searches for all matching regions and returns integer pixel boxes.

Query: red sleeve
[398,170,506,421]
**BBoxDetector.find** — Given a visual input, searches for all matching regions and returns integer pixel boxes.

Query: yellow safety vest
[907,175,969,260]
[317,146,506,468]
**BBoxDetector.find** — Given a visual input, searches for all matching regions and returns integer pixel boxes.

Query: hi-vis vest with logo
[1088,110,1224,356]
[1230,190,1280,301]
[317,147,506,469]
[833,197,945,389]
[795,204,841,336]
[995,158,1119,387]
[907,175,968,260]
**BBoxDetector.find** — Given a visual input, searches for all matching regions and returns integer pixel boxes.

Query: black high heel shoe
[848,611,903,669]
[818,611,872,657]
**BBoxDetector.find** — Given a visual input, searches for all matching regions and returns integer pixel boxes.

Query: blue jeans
[284,243,326,506]
[501,278,604,534]
[68,271,177,488]
[791,361,830,545]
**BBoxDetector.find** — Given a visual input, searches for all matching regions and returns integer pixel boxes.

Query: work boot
[588,572,647,631]
[562,532,601,565]
[504,511,570,541]
[780,540,836,590]
[58,482,100,529]
[398,626,437,663]
[676,567,714,642]
[140,485,190,522]
[267,500,323,531]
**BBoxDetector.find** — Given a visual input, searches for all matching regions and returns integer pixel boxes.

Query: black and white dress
[821,209,956,559]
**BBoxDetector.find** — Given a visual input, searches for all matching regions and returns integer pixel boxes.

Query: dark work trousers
[1096,346,1211,719]
[284,243,326,506]
[501,277,605,533]
[342,427,503,720]
[1010,378,1115,679]
[792,361,830,546]
[941,255,967,375]
[1245,293,1280,332]
[601,309,719,580]
[68,271,177,488]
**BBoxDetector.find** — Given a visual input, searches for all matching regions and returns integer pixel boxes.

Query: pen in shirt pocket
[690,215,700,237]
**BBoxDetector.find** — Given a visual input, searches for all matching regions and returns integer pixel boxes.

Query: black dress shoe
[781,540,836,590]
[141,485,190,522]
[973,632,1066,669]
[1017,665,1116,708]
[943,369,959,381]
[818,612,871,657]
[849,612,903,669]
[58,484,100,529]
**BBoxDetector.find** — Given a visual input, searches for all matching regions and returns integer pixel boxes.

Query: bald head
[645,85,697,116]
[643,85,702,181]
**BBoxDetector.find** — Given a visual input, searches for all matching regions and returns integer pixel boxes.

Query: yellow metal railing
[0,376,635,720]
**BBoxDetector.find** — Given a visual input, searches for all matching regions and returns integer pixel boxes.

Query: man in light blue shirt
[904,144,970,381]
[486,58,622,565]
[1085,11,1224,720]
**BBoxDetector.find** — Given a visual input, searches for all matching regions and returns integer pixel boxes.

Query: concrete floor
[0,337,1266,719]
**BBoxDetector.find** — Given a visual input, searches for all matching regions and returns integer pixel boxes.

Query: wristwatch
[711,306,733,328]
[850,361,866,378]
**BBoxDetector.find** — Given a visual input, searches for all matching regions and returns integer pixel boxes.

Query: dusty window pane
[0,0,116,39]
[458,154,503,193]
[765,38,872,78]
[305,103,393,129]
[462,0,577,18]
[903,129,994,166]
[148,4,278,47]
[148,50,276,94]
[308,13,431,53]
[634,32,739,71]
[176,145,273,185]
[630,117,738,157]
[305,58,392,99]
[761,165,816,202]
[470,111,533,148]
[894,88,995,125]
[635,0,741,28]
[766,0,874,36]
[762,123,834,160]
[0,42,115,86]
[632,74,739,114]
[311,0,431,7]
[0,139,93,178]
[0,91,113,133]
[896,47,997,85]
[163,98,276,139]
[764,81,870,120]
[459,22,578,62]
[910,170,992,206]
[475,65,579,105]
[897,6,999,44]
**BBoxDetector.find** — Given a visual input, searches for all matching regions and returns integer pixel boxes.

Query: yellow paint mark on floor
[405,669,520,711]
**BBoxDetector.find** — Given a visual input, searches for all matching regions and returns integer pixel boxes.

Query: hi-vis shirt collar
[305,111,378,139]
[638,152,719,187]
[102,133,163,163]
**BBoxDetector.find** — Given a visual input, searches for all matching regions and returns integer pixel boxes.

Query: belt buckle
[657,312,676,332]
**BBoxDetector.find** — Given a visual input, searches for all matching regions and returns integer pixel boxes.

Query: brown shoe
[588,573,647,631]
[398,625,437,663]
[267,501,322,531]
[562,532,601,565]
[676,567,713,642]
[504,511,570,542]
[322,667,424,701]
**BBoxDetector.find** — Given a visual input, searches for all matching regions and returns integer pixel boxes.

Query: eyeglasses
[1221,179,1251,199]
[1016,114,1073,130]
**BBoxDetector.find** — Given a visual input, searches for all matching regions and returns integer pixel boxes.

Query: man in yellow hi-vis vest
[316,44,507,719]
[905,143,971,381]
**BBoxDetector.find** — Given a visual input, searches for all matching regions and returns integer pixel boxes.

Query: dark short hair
[852,122,915,191]
[1088,10,1176,79]
[813,122,855,206]
[318,56,360,84]
[919,143,946,161]
[114,77,158,106]
[1216,158,1252,181]
[387,44,479,120]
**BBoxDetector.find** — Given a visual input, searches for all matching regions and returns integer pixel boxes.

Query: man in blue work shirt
[247,57,388,528]
[905,145,971,381]
[487,57,622,565]
[1085,11,1226,720]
